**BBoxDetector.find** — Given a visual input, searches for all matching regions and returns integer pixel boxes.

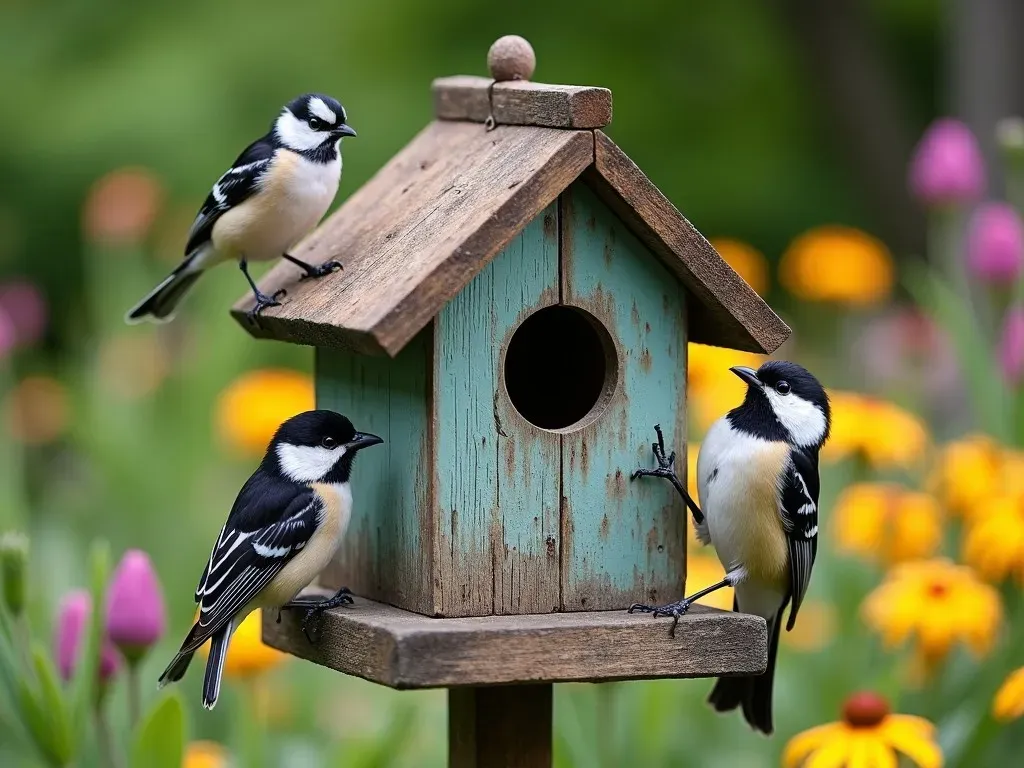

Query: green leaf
[30,644,73,764]
[17,673,66,767]
[70,539,110,744]
[130,692,185,768]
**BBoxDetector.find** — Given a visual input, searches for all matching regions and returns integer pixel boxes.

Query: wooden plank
[230,122,593,356]
[432,75,612,129]
[586,131,791,355]
[558,183,688,612]
[449,685,552,768]
[435,208,561,617]
[314,331,434,614]
[262,591,768,688]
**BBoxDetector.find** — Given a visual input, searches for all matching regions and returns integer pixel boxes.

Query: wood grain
[230,121,593,356]
[449,685,552,768]
[261,590,768,688]
[435,207,561,617]
[586,131,791,355]
[432,75,612,129]
[558,183,688,612]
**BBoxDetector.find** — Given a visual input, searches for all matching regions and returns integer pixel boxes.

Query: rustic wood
[558,183,688,612]
[433,75,612,129]
[586,131,791,355]
[230,121,593,356]
[449,685,552,768]
[434,206,561,617]
[261,591,768,688]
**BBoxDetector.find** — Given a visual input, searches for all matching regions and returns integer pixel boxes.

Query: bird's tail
[201,621,233,710]
[707,601,782,735]
[157,648,196,689]
[125,251,207,324]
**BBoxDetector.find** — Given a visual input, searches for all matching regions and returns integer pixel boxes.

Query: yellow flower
[993,667,1024,722]
[782,599,837,653]
[183,741,228,768]
[929,434,1003,518]
[215,369,314,456]
[784,692,942,768]
[834,483,943,565]
[780,225,895,306]
[962,494,1024,583]
[199,609,286,679]
[687,343,764,433]
[822,392,929,469]
[709,238,769,296]
[862,559,1001,668]
[685,555,733,611]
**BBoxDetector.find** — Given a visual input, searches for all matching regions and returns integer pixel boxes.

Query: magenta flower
[105,550,166,661]
[908,118,986,205]
[54,590,121,683]
[0,280,47,349]
[968,202,1024,284]
[999,305,1024,386]
[0,306,14,361]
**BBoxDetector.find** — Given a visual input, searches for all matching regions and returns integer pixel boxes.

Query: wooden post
[449,685,552,768]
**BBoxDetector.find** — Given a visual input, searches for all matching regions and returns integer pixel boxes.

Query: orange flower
[780,225,895,305]
[993,667,1024,722]
[199,609,286,679]
[4,376,69,445]
[784,692,942,768]
[215,369,314,456]
[709,238,769,296]
[82,167,164,245]
[961,494,1024,583]
[834,483,943,565]
[183,741,228,768]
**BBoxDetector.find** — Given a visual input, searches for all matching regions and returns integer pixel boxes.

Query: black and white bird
[126,94,356,324]
[629,360,830,735]
[158,410,381,710]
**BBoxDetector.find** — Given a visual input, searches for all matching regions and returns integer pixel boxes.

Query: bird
[628,360,831,735]
[126,93,356,325]
[157,409,382,710]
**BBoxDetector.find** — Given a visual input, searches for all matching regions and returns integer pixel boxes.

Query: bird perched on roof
[126,94,356,325]
[629,361,830,735]
[157,410,382,709]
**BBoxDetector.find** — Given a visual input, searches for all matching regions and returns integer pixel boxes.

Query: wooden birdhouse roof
[231,71,790,357]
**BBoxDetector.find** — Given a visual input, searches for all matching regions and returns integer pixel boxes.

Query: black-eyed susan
[784,691,942,768]
[862,559,1001,669]
[928,434,1003,519]
[833,483,943,565]
[709,238,769,296]
[821,392,929,470]
[780,225,895,306]
[962,494,1024,583]
[215,369,314,456]
[993,667,1024,722]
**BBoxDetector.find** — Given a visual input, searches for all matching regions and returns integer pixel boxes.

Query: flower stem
[127,661,141,731]
[96,705,124,768]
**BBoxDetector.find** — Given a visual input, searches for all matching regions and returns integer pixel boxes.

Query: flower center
[927,581,949,598]
[843,692,890,728]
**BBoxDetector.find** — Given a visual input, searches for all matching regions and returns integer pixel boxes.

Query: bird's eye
[308,117,323,131]
[775,381,791,395]
[321,436,338,449]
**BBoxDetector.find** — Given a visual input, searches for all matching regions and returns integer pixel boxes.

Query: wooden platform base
[261,589,768,689]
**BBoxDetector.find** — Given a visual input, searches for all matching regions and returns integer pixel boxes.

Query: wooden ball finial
[487,35,536,82]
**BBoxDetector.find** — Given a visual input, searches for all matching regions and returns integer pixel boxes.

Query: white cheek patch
[275,112,323,152]
[764,389,827,447]
[276,443,345,482]
[307,97,337,125]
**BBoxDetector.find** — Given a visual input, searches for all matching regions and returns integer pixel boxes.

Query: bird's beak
[730,366,761,388]
[346,432,383,451]
[332,124,357,138]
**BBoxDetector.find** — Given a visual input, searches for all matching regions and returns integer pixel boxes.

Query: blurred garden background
[4,0,1024,766]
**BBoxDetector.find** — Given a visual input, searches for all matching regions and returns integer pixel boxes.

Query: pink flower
[0,280,47,349]
[909,118,986,205]
[999,305,1024,385]
[105,550,166,661]
[968,202,1024,284]
[54,590,121,683]
[0,306,14,361]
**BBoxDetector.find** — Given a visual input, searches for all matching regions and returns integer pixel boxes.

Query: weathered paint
[559,182,688,611]
[315,332,434,614]
[435,204,561,617]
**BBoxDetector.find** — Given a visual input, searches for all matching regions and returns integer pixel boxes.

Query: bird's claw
[300,608,324,644]
[299,260,343,280]
[246,289,286,324]
[627,597,692,638]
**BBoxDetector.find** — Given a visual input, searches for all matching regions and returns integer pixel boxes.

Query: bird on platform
[126,94,356,325]
[158,410,382,710]
[628,361,830,735]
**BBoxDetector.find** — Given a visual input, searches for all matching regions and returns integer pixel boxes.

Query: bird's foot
[630,424,681,484]
[284,253,343,280]
[627,596,692,638]
[246,288,287,324]
[284,587,355,643]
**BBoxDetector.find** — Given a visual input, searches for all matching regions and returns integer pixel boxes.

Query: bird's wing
[183,138,275,255]
[779,447,820,631]
[179,487,322,654]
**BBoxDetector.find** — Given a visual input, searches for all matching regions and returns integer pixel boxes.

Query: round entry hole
[503,306,617,431]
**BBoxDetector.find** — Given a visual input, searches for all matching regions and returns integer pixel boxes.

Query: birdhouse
[234,36,790,767]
